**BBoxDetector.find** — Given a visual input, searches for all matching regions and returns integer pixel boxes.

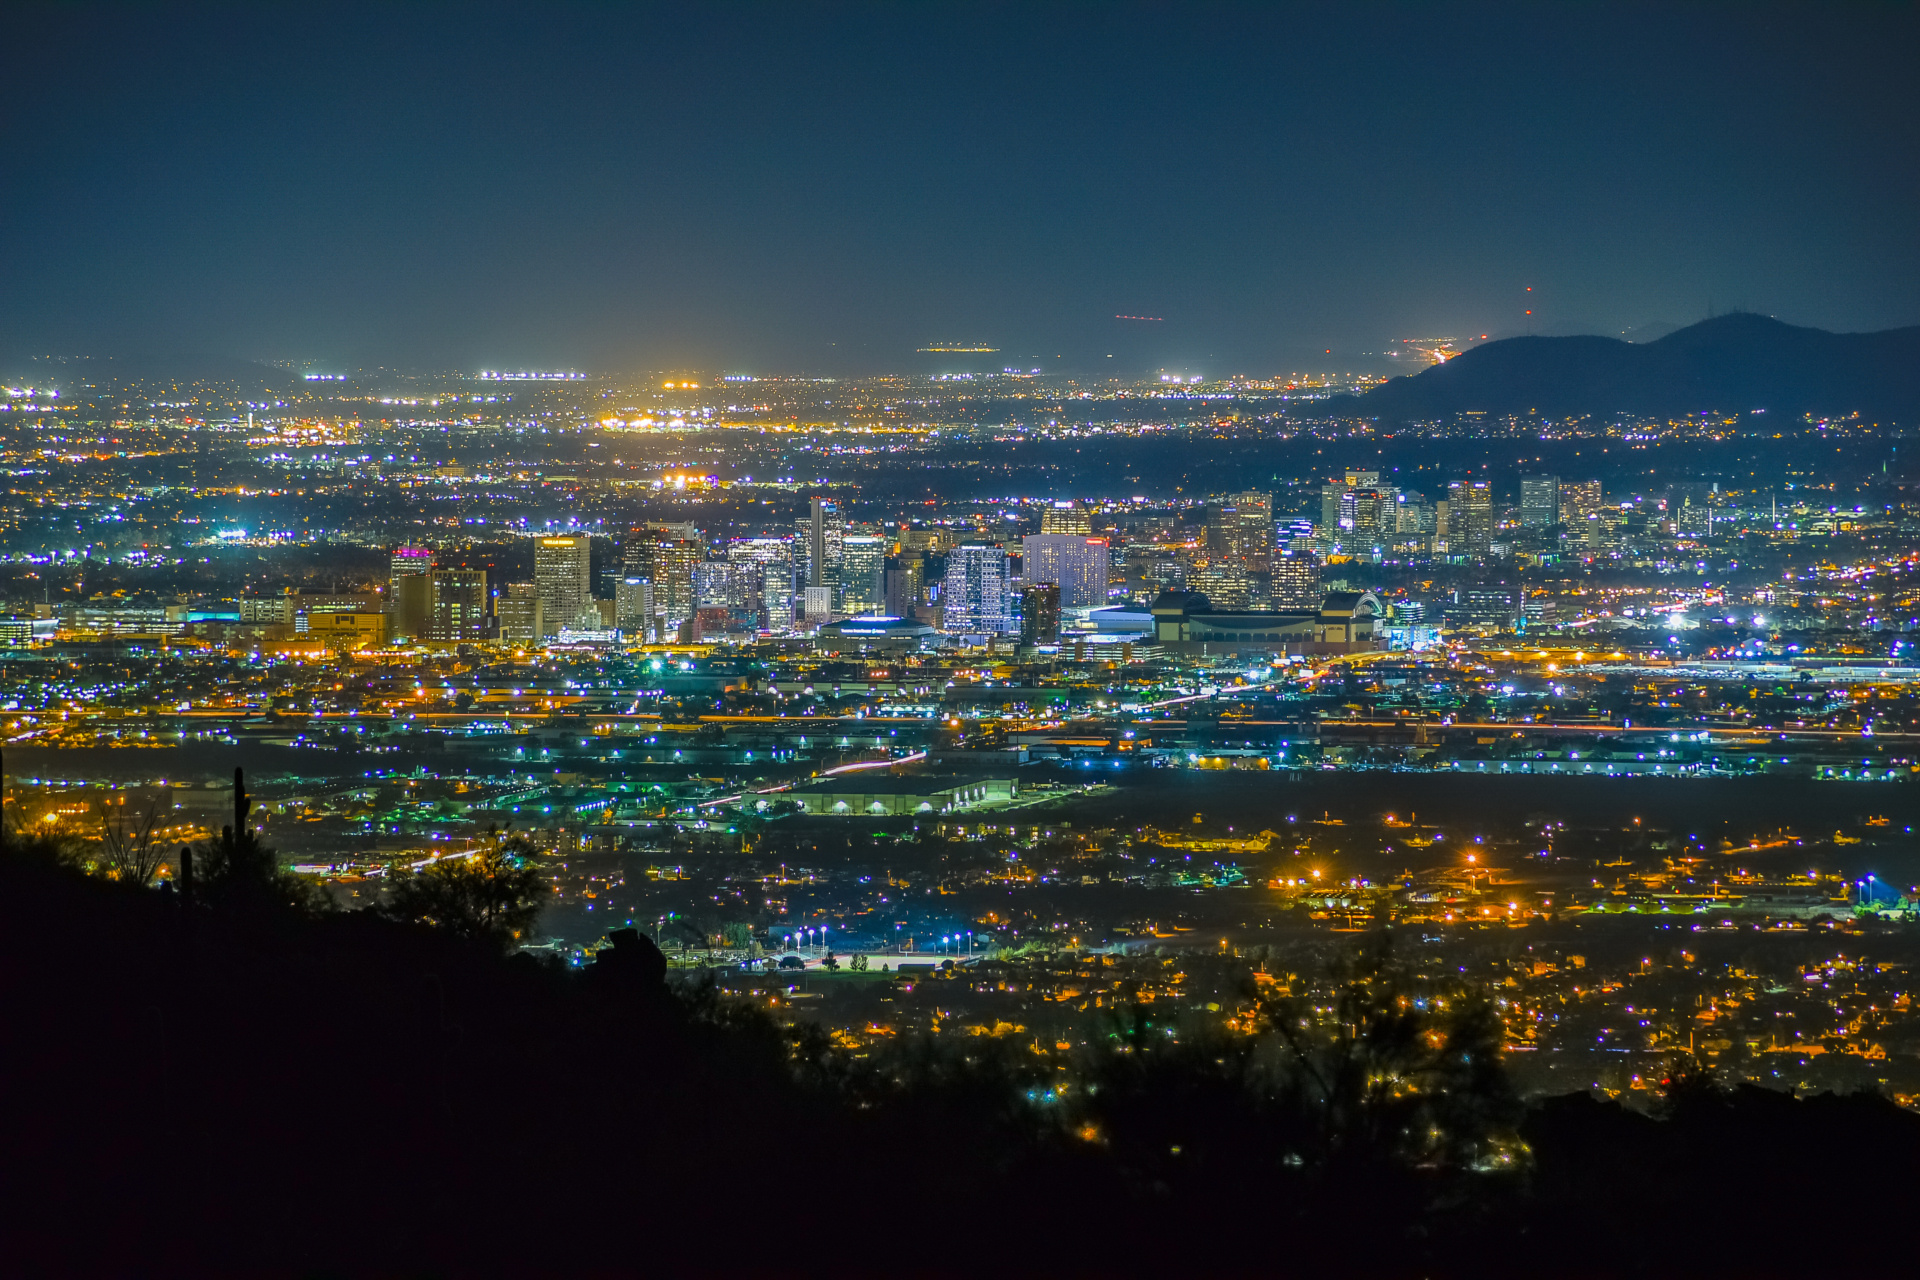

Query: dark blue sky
[5,2,1917,376]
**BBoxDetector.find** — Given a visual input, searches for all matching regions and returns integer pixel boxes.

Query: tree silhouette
[1258,933,1522,1176]
[381,843,548,948]
[195,768,320,911]
[98,796,167,887]
[0,820,75,868]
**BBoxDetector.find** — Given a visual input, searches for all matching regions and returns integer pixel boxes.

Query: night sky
[5,2,1916,375]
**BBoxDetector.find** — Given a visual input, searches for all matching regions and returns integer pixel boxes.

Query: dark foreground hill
[1313,313,1920,421]
[5,843,1920,1276]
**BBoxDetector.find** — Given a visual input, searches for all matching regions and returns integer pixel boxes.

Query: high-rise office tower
[495,582,541,646]
[1339,489,1388,543]
[791,519,812,585]
[653,540,701,624]
[1520,475,1561,527]
[883,556,925,618]
[840,535,887,615]
[1271,552,1321,610]
[1323,471,1382,538]
[1188,559,1252,609]
[1021,534,1110,608]
[1560,480,1603,524]
[426,569,488,642]
[388,546,434,642]
[1395,493,1436,535]
[760,562,794,631]
[724,537,792,577]
[725,538,793,631]
[941,545,1014,633]
[1204,499,1234,557]
[614,577,655,637]
[725,537,791,563]
[694,561,763,626]
[1018,582,1061,645]
[390,546,434,581]
[534,535,593,637]
[807,496,844,600]
[623,528,700,625]
[1320,483,1346,531]
[1229,490,1273,571]
[1446,481,1494,558]
[1039,502,1093,535]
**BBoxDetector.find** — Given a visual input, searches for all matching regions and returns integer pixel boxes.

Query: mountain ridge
[1309,314,1920,420]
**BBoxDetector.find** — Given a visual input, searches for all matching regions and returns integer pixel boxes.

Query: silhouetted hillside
[1313,314,1920,420]
[6,841,1920,1276]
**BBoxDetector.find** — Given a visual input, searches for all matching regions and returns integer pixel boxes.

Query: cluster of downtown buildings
[144,487,1394,659]
[153,466,1708,662]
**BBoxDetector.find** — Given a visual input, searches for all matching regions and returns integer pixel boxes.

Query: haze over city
[5,2,1918,375]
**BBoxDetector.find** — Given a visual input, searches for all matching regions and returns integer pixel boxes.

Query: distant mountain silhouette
[1311,314,1920,420]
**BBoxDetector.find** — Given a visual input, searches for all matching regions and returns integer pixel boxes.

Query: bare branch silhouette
[99,798,168,887]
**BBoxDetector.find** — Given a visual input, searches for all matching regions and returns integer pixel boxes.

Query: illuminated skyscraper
[807,496,844,602]
[1188,559,1251,609]
[534,535,593,637]
[1039,502,1092,535]
[761,562,795,631]
[1271,552,1321,610]
[426,569,488,643]
[941,545,1014,633]
[390,546,434,581]
[1229,490,1273,571]
[614,577,655,637]
[1446,481,1493,558]
[884,556,925,618]
[727,537,794,631]
[1021,534,1109,608]
[389,546,434,642]
[1018,582,1060,645]
[1560,480,1603,524]
[1322,472,1382,537]
[694,561,762,626]
[653,541,701,624]
[496,582,541,646]
[624,529,701,625]
[1520,475,1560,527]
[1320,482,1346,531]
[1338,488,1391,549]
[840,535,887,615]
